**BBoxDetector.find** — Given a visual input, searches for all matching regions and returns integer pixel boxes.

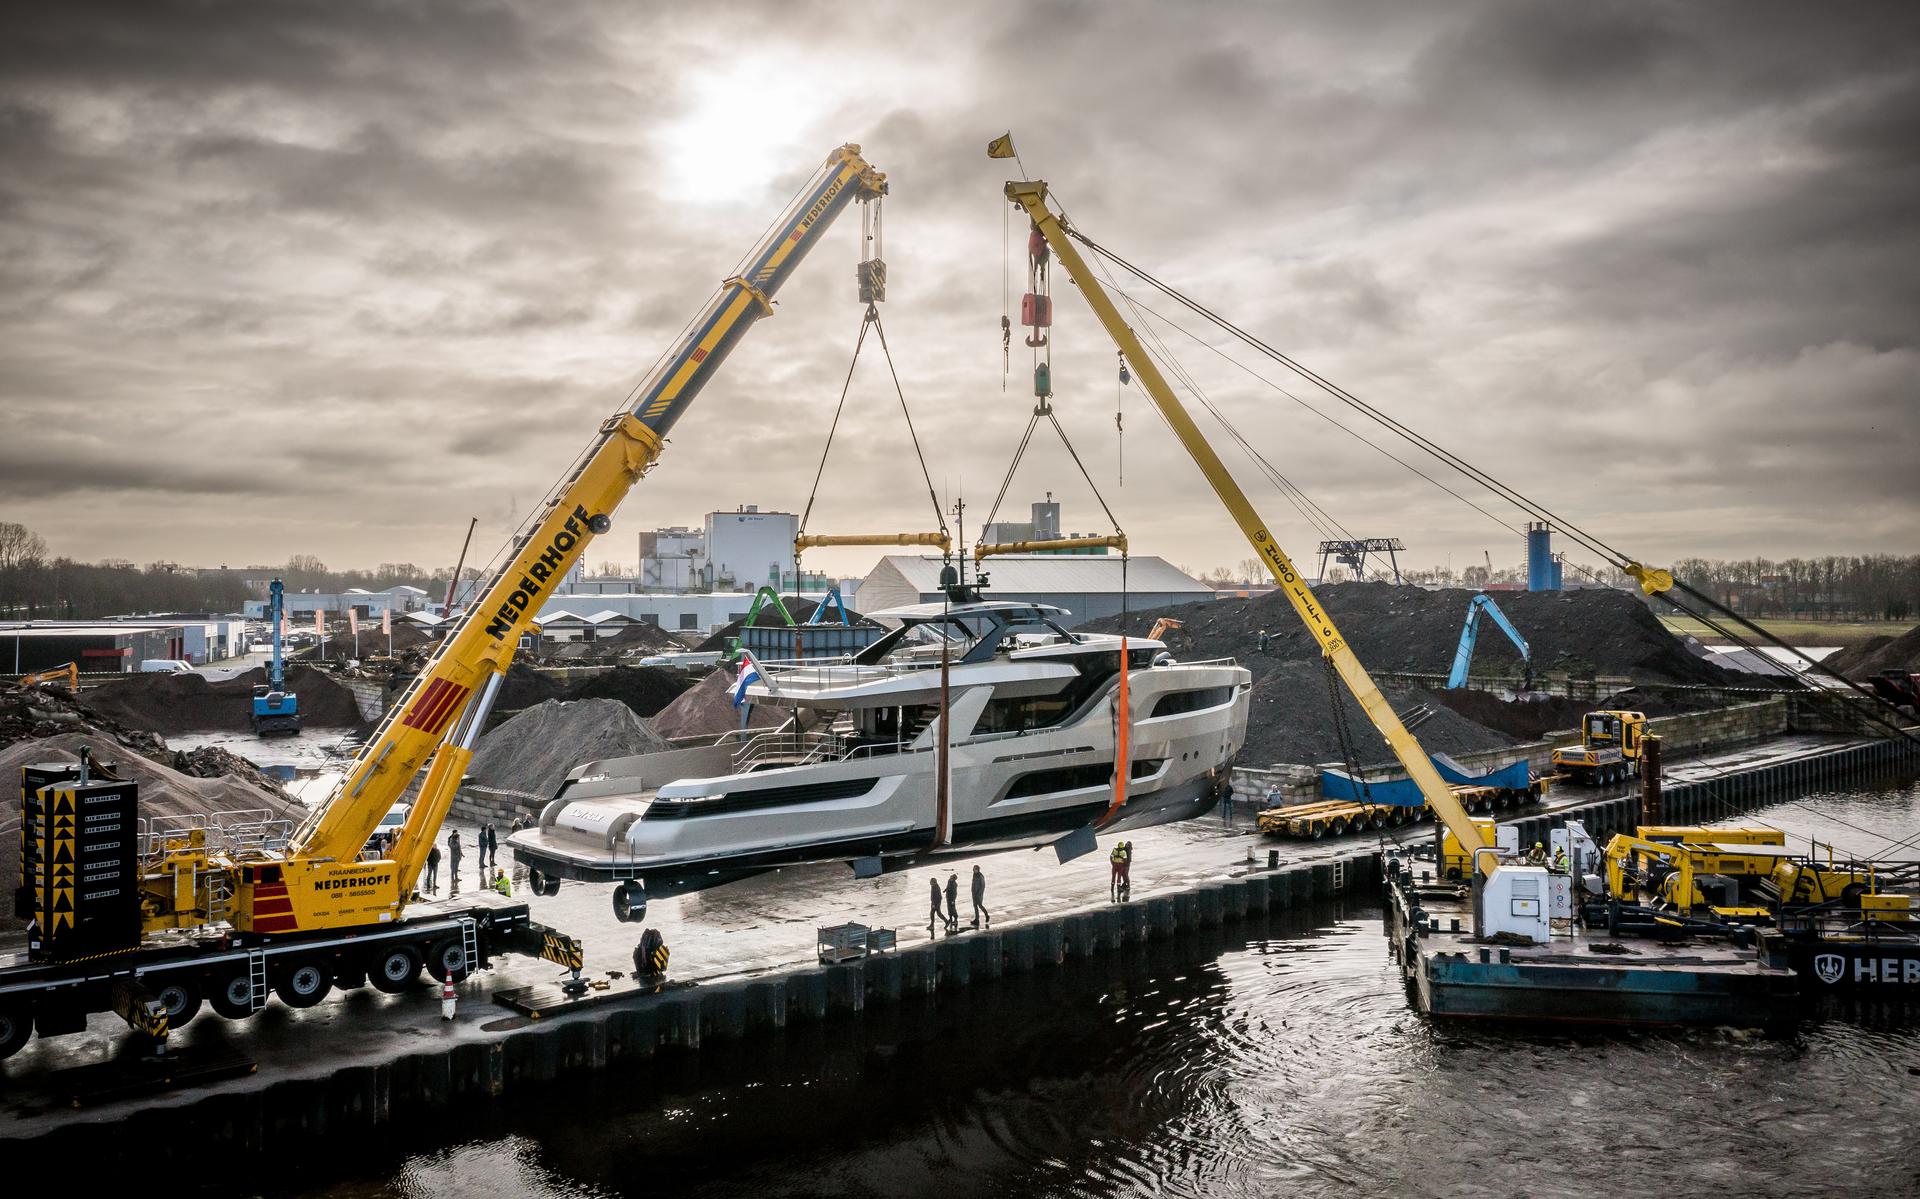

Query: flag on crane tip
[987,133,1016,160]
[730,651,763,708]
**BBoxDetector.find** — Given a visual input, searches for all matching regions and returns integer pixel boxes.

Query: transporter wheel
[612,881,648,924]
[210,971,262,1020]
[425,937,470,984]
[152,979,203,1030]
[0,1003,30,1059]
[273,960,333,1009]
[368,945,424,994]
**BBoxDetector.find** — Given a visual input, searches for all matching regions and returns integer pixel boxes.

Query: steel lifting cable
[798,312,877,536]
[798,306,947,544]
[868,307,947,539]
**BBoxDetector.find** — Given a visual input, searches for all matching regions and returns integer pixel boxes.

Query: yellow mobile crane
[1001,172,1533,934]
[2,145,887,1060]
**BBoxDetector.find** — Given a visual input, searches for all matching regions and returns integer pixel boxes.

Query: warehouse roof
[869,554,1209,595]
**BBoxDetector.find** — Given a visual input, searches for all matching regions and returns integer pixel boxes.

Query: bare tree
[0,522,47,570]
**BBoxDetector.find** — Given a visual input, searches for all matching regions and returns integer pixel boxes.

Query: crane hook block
[1020,293,1052,328]
[857,258,887,304]
[1025,331,1049,348]
[1028,227,1049,265]
[1034,362,1052,397]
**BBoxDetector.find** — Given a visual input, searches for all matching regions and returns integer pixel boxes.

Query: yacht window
[1147,686,1235,718]
[973,693,1073,735]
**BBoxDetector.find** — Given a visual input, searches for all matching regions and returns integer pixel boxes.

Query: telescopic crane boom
[244,145,887,933]
[1002,176,1498,878]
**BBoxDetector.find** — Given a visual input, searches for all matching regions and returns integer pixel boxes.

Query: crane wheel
[210,972,261,1020]
[368,946,424,994]
[273,960,333,1008]
[613,881,648,924]
[541,875,561,897]
[527,868,547,894]
[0,1003,29,1060]
[426,937,470,983]
[153,980,202,1029]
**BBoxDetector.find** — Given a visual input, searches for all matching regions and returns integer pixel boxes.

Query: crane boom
[1004,178,1494,867]
[255,145,886,928]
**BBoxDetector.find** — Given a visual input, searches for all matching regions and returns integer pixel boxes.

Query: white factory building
[855,555,1213,629]
[243,584,431,620]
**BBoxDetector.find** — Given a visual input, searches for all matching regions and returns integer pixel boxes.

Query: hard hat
[1534,841,1543,849]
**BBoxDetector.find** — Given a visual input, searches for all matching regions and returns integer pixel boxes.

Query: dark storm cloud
[0,0,1913,570]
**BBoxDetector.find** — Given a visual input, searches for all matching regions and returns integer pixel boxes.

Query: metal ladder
[247,950,268,1012]
[206,870,232,926]
[1332,860,1348,895]
[458,917,479,976]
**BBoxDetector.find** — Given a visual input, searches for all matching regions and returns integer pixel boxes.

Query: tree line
[0,522,479,620]
[1667,555,1919,621]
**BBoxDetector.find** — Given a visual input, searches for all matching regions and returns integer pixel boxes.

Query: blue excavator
[251,578,302,736]
[1447,593,1532,689]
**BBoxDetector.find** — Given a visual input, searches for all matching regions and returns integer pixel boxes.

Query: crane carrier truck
[0,143,888,1062]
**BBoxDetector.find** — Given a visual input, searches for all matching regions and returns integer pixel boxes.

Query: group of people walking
[928,866,989,934]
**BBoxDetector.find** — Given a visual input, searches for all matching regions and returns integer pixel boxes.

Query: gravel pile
[467,698,672,799]
[84,665,365,734]
[1824,624,1920,678]
[564,665,694,718]
[650,668,783,740]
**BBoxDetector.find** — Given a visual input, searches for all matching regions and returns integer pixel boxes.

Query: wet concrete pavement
[0,731,1871,1138]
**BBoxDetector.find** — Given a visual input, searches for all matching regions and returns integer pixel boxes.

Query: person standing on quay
[970,865,989,929]
[945,872,960,933]
[447,830,463,897]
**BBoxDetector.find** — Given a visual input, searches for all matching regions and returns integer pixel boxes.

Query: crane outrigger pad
[492,974,691,1019]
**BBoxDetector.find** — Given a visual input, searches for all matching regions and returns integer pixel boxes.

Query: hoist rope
[798,312,876,536]
[798,306,947,544]
[869,307,948,538]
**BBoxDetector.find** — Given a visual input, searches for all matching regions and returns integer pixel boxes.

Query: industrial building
[534,592,764,635]
[242,584,431,620]
[856,554,1213,628]
[2,622,187,673]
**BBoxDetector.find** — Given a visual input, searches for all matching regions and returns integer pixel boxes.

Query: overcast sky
[2,0,1915,583]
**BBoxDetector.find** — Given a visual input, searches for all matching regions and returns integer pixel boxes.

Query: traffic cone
[440,979,457,1021]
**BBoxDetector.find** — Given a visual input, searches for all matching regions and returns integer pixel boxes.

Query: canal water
[297,774,1920,1199]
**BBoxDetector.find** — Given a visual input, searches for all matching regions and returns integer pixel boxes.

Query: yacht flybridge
[509,601,1250,920]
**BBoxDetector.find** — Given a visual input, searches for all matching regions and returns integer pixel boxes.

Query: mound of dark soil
[565,665,694,718]
[1095,582,1756,686]
[1238,660,1516,768]
[1824,624,1920,678]
[84,665,365,734]
[494,662,564,712]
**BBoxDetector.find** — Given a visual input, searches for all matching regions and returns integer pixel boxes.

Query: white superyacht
[508,599,1250,920]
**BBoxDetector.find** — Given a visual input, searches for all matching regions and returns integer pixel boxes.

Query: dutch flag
[730,652,763,708]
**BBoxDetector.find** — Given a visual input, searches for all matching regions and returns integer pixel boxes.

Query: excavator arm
[1447,594,1531,688]
[1004,178,1496,870]
[276,145,887,918]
